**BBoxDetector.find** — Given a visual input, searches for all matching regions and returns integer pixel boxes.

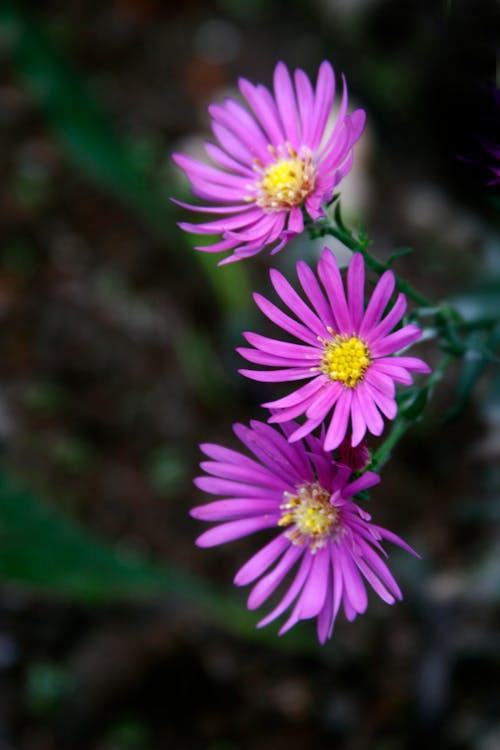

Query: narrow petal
[242,331,319,360]
[209,101,269,160]
[350,390,367,447]
[178,207,263,235]
[234,533,289,586]
[305,381,343,420]
[253,293,319,345]
[288,415,325,443]
[239,366,314,383]
[359,270,396,334]
[199,460,285,490]
[172,198,253,215]
[263,375,326,409]
[337,544,368,614]
[257,552,312,629]
[324,389,352,451]
[310,61,335,151]
[268,397,321,424]
[294,68,315,145]
[372,325,423,357]
[384,356,431,373]
[317,249,352,332]
[196,514,280,547]
[375,526,420,557]
[356,385,384,436]
[249,545,304,610]
[330,544,344,626]
[364,367,396,398]
[172,152,249,188]
[287,206,304,234]
[354,557,396,605]
[316,73,348,160]
[232,422,304,485]
[247,420,313,482]
[293,547,330,619]
[191,498,279,522]
[212,122,254,165]
[375,363,414,385]
[273,62,301,148]
[296,259,336,328]
[316,567,334,644]
[270,268,326,337]
[368,293,407,342]
[237,348,313,367]
[204,141,255,176]
[342,471,380,499]
[238,78,284,144]
[364,382,397,420]
[347,253,365,331]
[193,476,281,498]
[357,538,403,599]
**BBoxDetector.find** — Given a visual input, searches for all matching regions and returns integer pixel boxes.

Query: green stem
[311,216,432,307]
[369,418,410,473]
[368,353,454,474]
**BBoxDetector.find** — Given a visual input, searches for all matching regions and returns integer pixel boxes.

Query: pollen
[320,332,371,387]
[252,144,316,211]
[278,483,341,552]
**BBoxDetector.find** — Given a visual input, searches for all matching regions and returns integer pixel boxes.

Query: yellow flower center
[278,482,340,553]
[252,145,316,212]
[321,332,371,387]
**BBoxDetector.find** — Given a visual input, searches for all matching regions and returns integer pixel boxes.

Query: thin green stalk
[368,353,454,474]
[369,418,410,473]
[310,215,433,307]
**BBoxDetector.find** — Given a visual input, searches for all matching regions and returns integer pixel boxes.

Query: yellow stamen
[252,144,316,212]
[321,334,371,388]
[278,483,340,553]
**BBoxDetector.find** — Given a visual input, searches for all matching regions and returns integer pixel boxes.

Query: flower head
[172,61,365,264]
[191,420,418,643]
[238,249,430,450]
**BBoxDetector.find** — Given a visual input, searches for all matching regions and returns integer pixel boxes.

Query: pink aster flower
[238,249,430,450]
[172,61,365,264]
[191,420,418,643]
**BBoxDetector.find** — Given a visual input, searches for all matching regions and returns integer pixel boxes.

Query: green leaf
[0,2,252,324]
[0,471,316,651]
[399,387,429,419]
[0,471,176,600]
[448,327,500,418]
[386,246,413,265]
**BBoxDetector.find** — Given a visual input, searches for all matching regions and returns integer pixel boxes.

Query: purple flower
[238,249,430,450]
[191,420,418,643]
[172,61,365,264]
[480,85,500,185]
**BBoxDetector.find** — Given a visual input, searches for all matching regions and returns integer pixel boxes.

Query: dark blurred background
[0,1,500,748]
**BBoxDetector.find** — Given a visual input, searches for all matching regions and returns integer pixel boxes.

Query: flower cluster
[173,61,430,642]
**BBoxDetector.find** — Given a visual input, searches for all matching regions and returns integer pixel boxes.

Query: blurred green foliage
[107,716,150,750]
[0,2,269,646]
[0,1,253,324]
[26,662,70,716]
[0,471,316,650]
[147,445,189,499]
